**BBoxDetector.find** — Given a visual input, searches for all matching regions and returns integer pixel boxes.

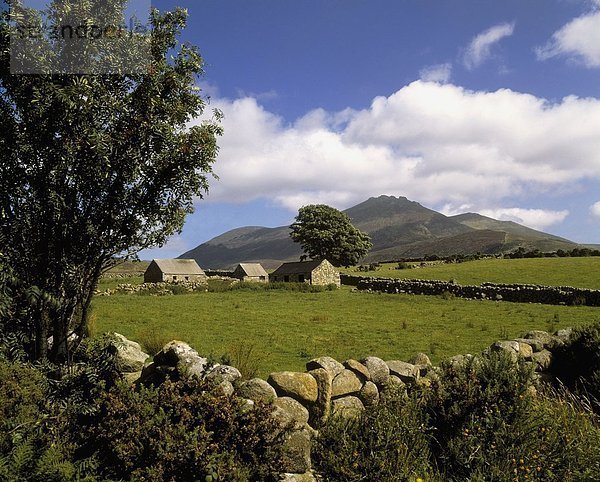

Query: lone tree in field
[0,1,221,361]
[290,204,372,267]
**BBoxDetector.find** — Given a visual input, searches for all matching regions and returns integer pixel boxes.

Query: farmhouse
[144,259,207,283]
[232,263,268,282]
[270,259,340,287]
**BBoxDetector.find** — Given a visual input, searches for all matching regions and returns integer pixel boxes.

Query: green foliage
[220,340,268,380]
[313,387,434,481]
[550,320,600,412]
[0,1,221,361]
[79,378,286,481]
[315,354,600,481]
[136,328,174,356]
[290,204,373,267]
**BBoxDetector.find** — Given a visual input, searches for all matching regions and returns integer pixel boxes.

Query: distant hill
[180,195,579,268]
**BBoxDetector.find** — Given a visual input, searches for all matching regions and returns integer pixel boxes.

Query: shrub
[424,352,537,479]
[313,386,434,481]
[79,377,287,481]
[549,320,600,413]
[220,340,268,380]
[137,329,175,356]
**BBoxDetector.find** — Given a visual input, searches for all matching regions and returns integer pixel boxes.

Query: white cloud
[590,201,600,218]
[419,63,452,83]
[478,208,569,231]
[463,22,515,70]
[536,10,600,67]
[195,81,600,220]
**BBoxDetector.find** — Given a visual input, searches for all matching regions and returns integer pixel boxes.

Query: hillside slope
[180,196,578,268]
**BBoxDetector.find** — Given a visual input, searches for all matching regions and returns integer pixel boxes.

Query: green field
[344,257,600,289]
[93,286,600,378]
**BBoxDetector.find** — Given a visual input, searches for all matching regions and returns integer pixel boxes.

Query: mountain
[180,195,578,268]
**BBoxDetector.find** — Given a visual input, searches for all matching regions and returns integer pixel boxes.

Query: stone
[112,333,150,373]
[280,472,317,482]
[360,356,390,386]
[213,380,234,397]
[386,360,419,383]
[268,372,318,403]
[305,356,344,379]
[408,352,432,367]
[153,340,200,367]
[358,381,379,407]
[237,378,278,403]
[531,350,553,371]
[206,365,242,384]
[152,340,210,378]
[343,359,370,381]
[307,368,332,428]
[123,371,141,385]
[331,396,365,417]
[513,337,544,353]
[138,363,177,386]
[516,342,533,360]
[273,397,310,427]
[556,328,574,343]
[386,375,406,387]
[489,341,520,362]
[281,429,312,474]
[524,330,563,350]
[331,369,364,398]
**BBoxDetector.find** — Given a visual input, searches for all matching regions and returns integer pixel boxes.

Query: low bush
[78,377,286,481]
[549,320,600,413]
[312,386,434,481]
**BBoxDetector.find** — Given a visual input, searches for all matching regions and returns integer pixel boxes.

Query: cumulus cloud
[419,63,452,83]
[590,201,600,218]
[195,81,600,225]
[536,10,600,67]
[478,208,569,231]
[463,22,515,70]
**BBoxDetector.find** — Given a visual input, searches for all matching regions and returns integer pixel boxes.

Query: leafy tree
[0,1,221,361]
[290,204,372,267]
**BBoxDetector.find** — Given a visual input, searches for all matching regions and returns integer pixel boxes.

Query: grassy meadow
[93,266,600,377]
[344,256,600,289]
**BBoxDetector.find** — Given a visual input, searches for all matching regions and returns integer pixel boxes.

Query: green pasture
[343,256,600,289]
[92,286,600,378]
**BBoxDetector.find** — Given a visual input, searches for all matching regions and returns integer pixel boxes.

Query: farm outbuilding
[269,259,340,287]
[144,259,207,283]
[232,263,268,282]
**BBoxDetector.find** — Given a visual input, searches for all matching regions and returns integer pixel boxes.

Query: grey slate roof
[236,263,268,277]
[151,259,205,275]
[271,259,324,276]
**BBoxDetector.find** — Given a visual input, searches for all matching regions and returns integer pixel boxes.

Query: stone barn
[144,259,207,283]
[232,263,268,282]
[269,259,340,287]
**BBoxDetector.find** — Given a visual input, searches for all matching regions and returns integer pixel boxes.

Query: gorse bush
[549,320,600,413]
[314,351,600,481]
[78,377,286,482]
[313,386,434,481]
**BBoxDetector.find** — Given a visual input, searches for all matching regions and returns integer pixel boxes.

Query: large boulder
[153,340,210,378]
[236,378,277,403]
[343,359,370,381]
[358,381,379,407]
[331,396,365,417]
[306,357,344,379]
[360,356,390,386]
[331,369,364,398]
[273,397,310,428]
[112,333,149,373]
[281,429,312,474]
[386,360,420,383]
[307,368,332,428]
[268,372,318,404]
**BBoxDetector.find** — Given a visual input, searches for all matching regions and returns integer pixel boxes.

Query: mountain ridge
[180,195,578,269]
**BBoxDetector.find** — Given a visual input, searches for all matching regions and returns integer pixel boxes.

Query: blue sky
[142,0,600,259]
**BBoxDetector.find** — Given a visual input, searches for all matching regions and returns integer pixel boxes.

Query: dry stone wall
[341,275,600,306]
[112,326,577,482]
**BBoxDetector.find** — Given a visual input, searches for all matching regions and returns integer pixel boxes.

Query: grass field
[343,257,600,289]
[92,285,600,378]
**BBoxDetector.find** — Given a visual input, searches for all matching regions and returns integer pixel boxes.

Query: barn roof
[271,259,325,276]
[150,259,205,275]
[236,263,268,277]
